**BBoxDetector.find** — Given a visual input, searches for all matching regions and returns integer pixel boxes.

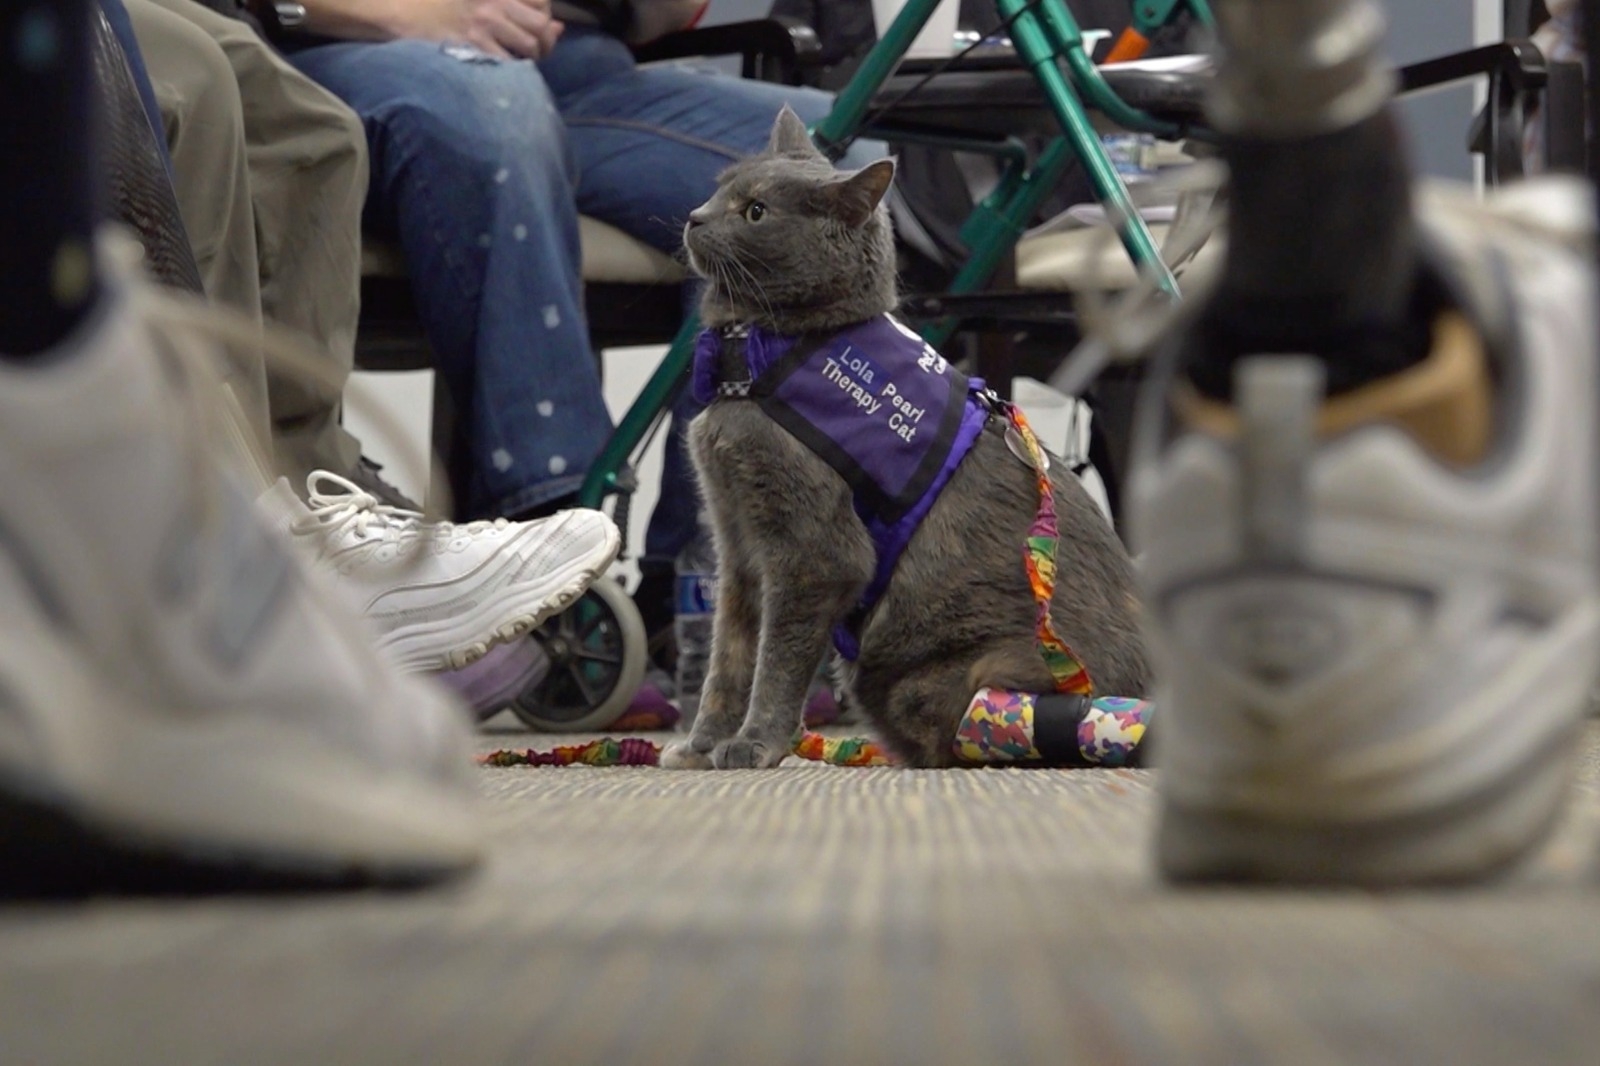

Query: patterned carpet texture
[0,727,1595,1064]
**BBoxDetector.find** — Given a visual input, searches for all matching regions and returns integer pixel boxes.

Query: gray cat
[661,107,1150,770]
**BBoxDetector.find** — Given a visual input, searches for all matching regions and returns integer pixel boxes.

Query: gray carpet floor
[1,721,1597,1065]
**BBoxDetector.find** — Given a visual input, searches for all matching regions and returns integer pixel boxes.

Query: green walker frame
[510,0,1213,731]
[577,0,1212,512]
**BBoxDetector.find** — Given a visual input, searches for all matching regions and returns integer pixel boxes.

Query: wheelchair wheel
[507,576,647,732]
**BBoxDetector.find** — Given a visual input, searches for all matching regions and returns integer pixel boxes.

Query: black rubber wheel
[507,577,647,732]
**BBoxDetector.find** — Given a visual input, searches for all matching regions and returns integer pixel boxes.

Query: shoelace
[295,471,511,547]
[298,471,426,544]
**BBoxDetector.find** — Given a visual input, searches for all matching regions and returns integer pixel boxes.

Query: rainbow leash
[1001,403,1095,696]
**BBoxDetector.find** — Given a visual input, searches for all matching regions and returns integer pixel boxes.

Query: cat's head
[683,106,899,333]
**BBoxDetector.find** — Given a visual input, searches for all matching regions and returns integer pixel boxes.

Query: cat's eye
[744,201,767,222]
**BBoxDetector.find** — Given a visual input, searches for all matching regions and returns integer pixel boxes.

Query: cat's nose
[686,208,711,228]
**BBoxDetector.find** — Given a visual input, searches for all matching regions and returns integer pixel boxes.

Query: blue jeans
[289,28,854,528]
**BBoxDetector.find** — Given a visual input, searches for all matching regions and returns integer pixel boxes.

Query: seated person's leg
[289,40,612,521]
[123,0,271,441]
[124,0,260,317]
[543,29,879,256]
[125,8,626,684]
[149,0,369,490]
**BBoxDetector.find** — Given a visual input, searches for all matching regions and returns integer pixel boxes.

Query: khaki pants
[126,0,366,488]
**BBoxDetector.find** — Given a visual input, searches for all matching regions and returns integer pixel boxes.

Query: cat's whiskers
[704,255,760,323]
[705,257,735,300]
[731,245,778,270]
[723,256,779,327]
[705,257,747,320]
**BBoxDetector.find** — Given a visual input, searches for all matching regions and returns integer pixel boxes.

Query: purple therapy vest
[692,315,992,660]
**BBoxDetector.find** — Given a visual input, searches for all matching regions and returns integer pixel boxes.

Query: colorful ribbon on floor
[478,688,1153,770]
[478,730,892,768]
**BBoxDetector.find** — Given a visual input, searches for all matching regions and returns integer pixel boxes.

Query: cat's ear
[768,105,821,159]
[829,158,896,227]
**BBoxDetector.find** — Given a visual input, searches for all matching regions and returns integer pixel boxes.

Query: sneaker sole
[1157,729,1579,887]
[0,667,483,897]
[1153,600,1599,887]
[0,782,467,897]
[376,521,622,673]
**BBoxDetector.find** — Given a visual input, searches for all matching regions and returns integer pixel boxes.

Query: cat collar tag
[1005,424,1049,472]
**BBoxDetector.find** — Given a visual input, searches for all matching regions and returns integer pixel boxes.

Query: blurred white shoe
[0,236,485,894]
[1133,178,1600,885]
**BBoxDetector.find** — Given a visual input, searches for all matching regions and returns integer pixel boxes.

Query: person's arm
[296,0,562,58]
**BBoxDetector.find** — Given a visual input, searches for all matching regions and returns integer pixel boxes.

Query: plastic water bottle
[674,518,718,731]
[1101,132,1157,183]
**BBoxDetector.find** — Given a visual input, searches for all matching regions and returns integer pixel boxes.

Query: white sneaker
[0,237,484,894]
[1131,177,1600,885]
[258,472,620,673]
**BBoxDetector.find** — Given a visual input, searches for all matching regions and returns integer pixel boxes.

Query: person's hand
[390,0,564,59]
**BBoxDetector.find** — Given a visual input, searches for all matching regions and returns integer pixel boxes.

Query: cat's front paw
[711,736,788,769]
[659,740,715,770]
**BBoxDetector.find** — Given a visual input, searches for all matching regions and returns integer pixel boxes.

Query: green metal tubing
[919,135,1084,346]
[956,137,1080,280]
[1031,0,1186,137]
[1130,0,1185,34]
[1068,0,1213,135]
[1129,0,1213,35]
[1133,0,1215,35]
[811,0,945,152]
[577,313,699,509]
[814,0,1211,155]
[583,0,1204,505]
[864,126,1033,166]
[1185,0,1215,27]
[995,0,1178,295]
[1063,46,1185,137]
